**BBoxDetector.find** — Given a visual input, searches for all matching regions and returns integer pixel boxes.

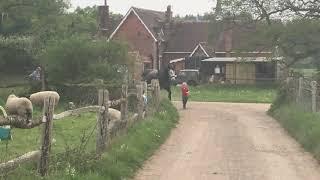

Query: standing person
[181,82,189,109]
[28,66,42,93]
[29,67,41,81]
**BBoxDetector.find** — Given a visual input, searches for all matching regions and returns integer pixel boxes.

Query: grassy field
[172,84,277,103]
[293,68,317,77]
[0,113,97,162]
[269,104,320,162]
[0,99,179,180]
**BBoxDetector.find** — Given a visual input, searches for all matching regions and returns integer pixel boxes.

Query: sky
[70,0,216,16]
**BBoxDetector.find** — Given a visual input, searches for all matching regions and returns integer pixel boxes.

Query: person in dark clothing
[28,67,42,93]
[181,82,189,109]
[29,67,41,81]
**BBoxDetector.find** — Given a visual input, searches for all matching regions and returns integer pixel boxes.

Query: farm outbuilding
[201,57,279,84]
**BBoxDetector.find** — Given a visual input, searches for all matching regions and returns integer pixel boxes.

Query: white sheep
[5,94,33,122]
[108,108,121,121]
[30,91,60,107]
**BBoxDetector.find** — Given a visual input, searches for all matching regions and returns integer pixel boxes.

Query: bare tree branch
[0,115,43,129]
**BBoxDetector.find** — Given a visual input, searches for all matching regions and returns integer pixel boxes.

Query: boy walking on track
[181,82,189,109]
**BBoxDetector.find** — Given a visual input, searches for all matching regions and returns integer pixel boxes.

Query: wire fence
[0,80,161,178]
[203,72,277,84]
[286,77,318,112]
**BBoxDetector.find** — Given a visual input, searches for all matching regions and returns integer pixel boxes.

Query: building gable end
[189,44,210,57]
[109,8,158,42]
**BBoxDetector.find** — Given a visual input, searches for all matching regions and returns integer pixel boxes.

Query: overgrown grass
[269,104,320,161]
[172,84,277,103]
[1,99,179,180]
[0,113,97,161]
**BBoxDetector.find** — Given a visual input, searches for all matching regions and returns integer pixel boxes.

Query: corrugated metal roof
[169,58,185,63]
[201,57,279,62]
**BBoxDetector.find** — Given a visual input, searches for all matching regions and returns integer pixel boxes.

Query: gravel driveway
[134,102,320,180]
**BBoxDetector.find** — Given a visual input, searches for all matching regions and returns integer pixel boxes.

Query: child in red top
[181,82,189,109]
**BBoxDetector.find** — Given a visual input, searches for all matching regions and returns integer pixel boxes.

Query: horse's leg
[168,88,172,101]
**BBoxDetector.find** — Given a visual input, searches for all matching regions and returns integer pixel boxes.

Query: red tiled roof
[201,43,216,56]
[165,22,210,52]
[132,7,166,41]
[112,6,272,54]
[214,21,272,52]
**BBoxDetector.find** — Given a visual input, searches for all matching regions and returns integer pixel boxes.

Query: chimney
[163,5,173,42]
[98,1,110,37]
[165,5,173,23]
[214,0,222,17]
[223,15,234,56]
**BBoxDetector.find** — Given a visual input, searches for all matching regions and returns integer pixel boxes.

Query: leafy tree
[66,6,123,36]
[0,36,35,73]
[41,35,131,84]
[211,0,320,71]
[0,0,69,35]
[0,2,124,78]
[174,13,214,21]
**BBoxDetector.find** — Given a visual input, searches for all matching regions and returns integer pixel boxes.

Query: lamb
[30,91,60,107]
[5,94,33,121]
[108,108,121,121]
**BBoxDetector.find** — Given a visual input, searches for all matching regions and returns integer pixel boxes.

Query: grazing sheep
[108,108,121,121]
[5,94,33,122]
[30,91,60,107]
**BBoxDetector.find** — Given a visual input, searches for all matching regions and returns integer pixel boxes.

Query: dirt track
[134,102,320,180]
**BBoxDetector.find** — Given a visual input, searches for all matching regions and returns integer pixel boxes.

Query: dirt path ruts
[134,102,320,180]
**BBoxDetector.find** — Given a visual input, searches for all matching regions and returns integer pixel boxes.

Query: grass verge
[172,84,276,103]
[269,104,320,161]
[1,99,179,180]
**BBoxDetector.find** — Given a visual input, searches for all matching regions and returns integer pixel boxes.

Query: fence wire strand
[287,77,318,112]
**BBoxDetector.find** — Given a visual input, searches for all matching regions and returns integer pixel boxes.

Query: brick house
[109,6,168,70]
[109,6,216,70]
[108,5,277,83]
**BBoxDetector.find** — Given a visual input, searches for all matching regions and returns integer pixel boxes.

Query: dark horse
[142,64,173,100]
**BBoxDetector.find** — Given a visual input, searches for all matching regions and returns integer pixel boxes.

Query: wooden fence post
[311,81,317,112]
[143,81,148,95]
[143,81,148,117]
[151,80,160,107]
[286,77,291,86]
[297,77,303,103]
[151,80,156,105]
[38,97,55,176]
[155,80,160,107]
[121,85,128,121]
[136,83,143,120]
[96,89,109,157]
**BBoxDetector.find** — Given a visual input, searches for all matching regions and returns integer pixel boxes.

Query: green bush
[52,84,122,105]
[0,47,34,73]
[42,35,131,84]
[269,83,290,113]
